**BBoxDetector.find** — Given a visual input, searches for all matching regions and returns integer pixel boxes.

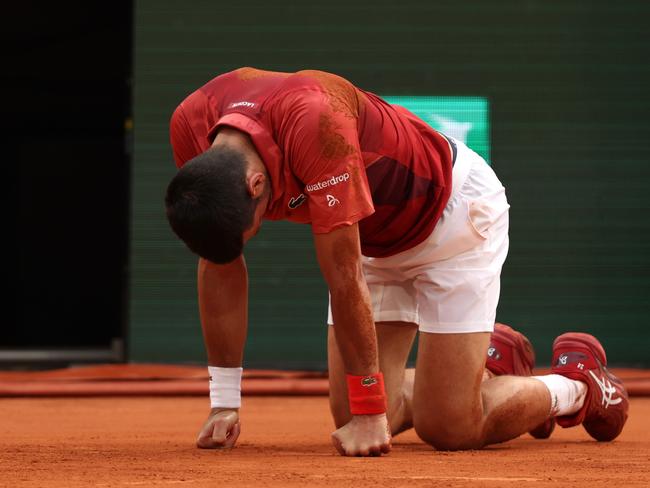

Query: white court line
[389,476,541,482]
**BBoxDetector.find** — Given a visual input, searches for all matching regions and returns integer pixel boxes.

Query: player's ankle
[532,374,587,416]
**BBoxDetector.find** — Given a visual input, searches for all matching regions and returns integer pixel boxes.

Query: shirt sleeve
[278,90,375,234]
[169,104,200,168]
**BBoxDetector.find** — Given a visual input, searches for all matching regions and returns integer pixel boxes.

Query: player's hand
[331,413,392,456]
[196,408,241,449]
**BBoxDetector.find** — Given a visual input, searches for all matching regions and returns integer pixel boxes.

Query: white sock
[532,374,588,417]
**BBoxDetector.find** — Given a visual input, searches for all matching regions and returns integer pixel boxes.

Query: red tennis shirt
[170,67,453,258]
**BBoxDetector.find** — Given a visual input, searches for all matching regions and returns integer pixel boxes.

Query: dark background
[4,3,131,357]
[4,1,649,367]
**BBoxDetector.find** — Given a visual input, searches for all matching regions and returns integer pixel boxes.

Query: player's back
[171,67,453,257]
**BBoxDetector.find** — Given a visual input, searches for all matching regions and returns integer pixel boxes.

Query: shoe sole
[529,418,556,439]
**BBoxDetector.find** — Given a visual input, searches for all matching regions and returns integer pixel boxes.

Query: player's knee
[414,414,484,451]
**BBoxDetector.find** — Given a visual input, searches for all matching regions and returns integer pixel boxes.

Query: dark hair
[165,146,255,264]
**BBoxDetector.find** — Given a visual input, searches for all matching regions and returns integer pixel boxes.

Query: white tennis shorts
[327,137,510,334]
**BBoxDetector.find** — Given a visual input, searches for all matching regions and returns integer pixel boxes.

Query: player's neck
[212,127,266,174]
[212,126,254,153]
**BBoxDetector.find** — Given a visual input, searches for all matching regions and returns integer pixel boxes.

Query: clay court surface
[1,396,649,488]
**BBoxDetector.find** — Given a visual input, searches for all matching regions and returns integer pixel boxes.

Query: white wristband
[208,366,243,409]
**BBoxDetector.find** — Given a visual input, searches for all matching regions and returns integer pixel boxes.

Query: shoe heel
[552,333,607,365]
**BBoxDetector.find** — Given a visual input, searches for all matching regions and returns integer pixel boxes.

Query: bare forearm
[197,257,248,366]
[330,278,379,375]
[315,224,379,376]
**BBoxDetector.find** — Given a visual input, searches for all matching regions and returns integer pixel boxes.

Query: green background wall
[130,0,650,367]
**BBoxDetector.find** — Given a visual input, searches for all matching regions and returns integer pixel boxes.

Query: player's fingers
[367,444,382,457]
[331,433,346,456]
[197,423,221,449]
[197,413,238,449]
[380,441,392,454]
[197,438,220,448]
[222,421,241,449]
[355,446,370,457]
[211,417,234,445]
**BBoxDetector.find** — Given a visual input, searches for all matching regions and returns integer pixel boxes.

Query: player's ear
[247,172,266,199]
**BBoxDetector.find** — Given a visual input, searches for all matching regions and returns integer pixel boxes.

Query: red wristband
[346,372,387,415]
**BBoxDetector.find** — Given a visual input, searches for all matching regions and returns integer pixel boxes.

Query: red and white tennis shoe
[487,323,536,377]
[551,332,629,441]
[486,323,556,439]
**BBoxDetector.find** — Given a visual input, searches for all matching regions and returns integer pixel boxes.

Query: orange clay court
[1,365,649,487]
